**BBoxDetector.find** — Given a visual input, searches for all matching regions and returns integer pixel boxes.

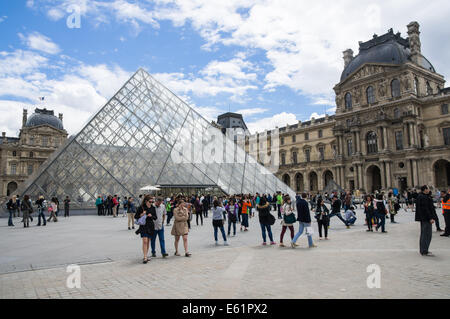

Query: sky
[0,0,449,137]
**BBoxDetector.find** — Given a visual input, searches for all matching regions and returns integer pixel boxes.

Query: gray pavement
[0,206,449,299]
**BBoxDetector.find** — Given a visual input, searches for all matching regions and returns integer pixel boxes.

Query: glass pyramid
[20,69,295,208]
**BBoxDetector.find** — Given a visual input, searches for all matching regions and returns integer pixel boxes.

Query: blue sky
[1,0,449,136]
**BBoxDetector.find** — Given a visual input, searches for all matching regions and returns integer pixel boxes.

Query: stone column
[354,165,360,189]
[406,160,413,188]
[383,127,389,151]
[380,162,386,190]
[318,170,324,191]
[305,173,311,192]
[412,159,419,187]
[405,123,411,148]
[385,161,392,188]
[409,122,415,147]
[356,131,361,154]
[358,164,364,191]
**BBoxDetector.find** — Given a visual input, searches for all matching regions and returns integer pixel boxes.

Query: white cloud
[0,16,7,23]
[0,50,48,76]
[246,112,298,134]
[235,107,268,116]
[19,32,61,55]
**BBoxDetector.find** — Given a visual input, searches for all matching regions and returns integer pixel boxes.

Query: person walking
[194,196,203,226]
[212,200,228,246]
[257,197,276,245]
[64,196,70,218]
[47,198,58,222]
[226,199,238,237]
[315,197,330,240]
[364,195,375,232]
[6,196,17,226]
[292,193,316,248]
[36,195,47,226]
[280,196,296,246]
[135,195,157,263]
[202,196,209,218]
[166,198,173,226]
[415,185,436,256]
[171,199,191,257]
[240,197,251,231]
[329,194,350,228]
[276,192,283,219]
[122,197,128,218]
[150,197,169,258]
[20,195,33,228]
[127,197,136,230]
[440,188,450,237]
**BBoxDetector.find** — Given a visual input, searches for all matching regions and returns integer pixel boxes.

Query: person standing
[20,195,33,228]
[374,194,387,233]
[415,185,436,256]
[240,197,251,231]
[202,196,209,218]
[315,197,330,240]
[112,195,119,217]
[122,197,128,218]
[280,196,296,246]
[166,198,173,226]
[64,196,70,218]
[127,197,136,230]
[194,196,203,226]
[47,198,58,222]
[36,195,47,226]
[276,192,283,219]
[135,195,157,263]
[171,199,191,257]
[257,197,276,245]
[364,195,374,232]
[212,200,228,246]
[150,197,169,258]
[440,188,450,237]
[226,199,238,237]
[428,191,443,232]
[95,196,103,216]
[292,193,316,248]
[6,196,17,226]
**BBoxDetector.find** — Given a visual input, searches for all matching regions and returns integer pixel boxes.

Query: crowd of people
[4,186,450,261]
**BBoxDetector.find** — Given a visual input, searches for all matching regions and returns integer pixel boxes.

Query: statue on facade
[378,81,387,97]
[402,74,412,91]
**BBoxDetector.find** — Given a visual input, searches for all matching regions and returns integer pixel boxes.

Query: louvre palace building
[244,22,450,194]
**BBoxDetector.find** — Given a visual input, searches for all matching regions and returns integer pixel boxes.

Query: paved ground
[0,206,449,299]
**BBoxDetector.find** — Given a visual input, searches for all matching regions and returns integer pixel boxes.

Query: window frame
[366,86,375,104]
[395,131,404,150]
[345,92,352,109]
[366,131,378,154]
[391,79,401,98]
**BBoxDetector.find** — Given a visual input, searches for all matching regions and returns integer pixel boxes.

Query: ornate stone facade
[0,108,68,201]
[248,22,450,193]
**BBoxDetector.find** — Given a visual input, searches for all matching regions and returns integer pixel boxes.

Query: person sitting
[344,206,357,226]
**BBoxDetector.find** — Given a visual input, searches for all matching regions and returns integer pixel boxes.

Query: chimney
[2,132,6,144]
[407,21,421,64]
[58,113,63,122]
[343,49,354,68]
[22,109,28,127]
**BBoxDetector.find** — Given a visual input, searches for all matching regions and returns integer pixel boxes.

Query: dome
[25,108,64,130]
[340,30,435,82]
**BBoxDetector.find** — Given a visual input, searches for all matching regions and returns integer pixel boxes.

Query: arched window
[345,92,352,109]
[29,152,34,158]
[391,79,401,98]
[394,108,400,119]
[366,131,378,154]
[366,86,375,104]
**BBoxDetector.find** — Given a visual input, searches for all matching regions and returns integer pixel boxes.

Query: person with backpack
[35,195,47,226]
[20,195,33,228]
[280,196,296,246]
[315,197,330,240]
[127,197,136,230]
[226,199,238,237]
[135,195,157,263]
[257,197,276,245]
[374,194,388,233]
[150,197,169,258]
[292,193,316,248]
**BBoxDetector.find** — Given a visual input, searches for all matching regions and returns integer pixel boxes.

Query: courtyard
[0,206,449,299]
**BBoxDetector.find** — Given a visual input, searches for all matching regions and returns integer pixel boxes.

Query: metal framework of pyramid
[20,69,295,208]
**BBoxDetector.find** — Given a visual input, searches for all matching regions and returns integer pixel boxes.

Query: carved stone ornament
[378,81,387,97]
[402,74,411,91]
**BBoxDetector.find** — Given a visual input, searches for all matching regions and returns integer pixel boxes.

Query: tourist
[344,206,357,226]
[127,197,136,230]
[194,196,203,226]
[257,197,276,245]
[315,197,330,240]
[440,188,450,237]
[202,195,209,218]
[122,197,128,217]
[276,192,283,219]
[112,195,119,217]
[171,199,191,257]
[374,194,387,233]
[387,192,399,224]
[6,195,17,226]
[212,200,228,246]
[364,195,375,232]
[64,196,70,218]
[427,190,443,232]
[54,197,60,217]
[15,195,21,218]
[135,195,157,263]
[165,198,173,226]
[20,195,33,228]
[36,195,46,226]
[150,197,169,258]
[292,193,316,248]
[240,196,251,231]
[47,198,58,222]
[226,199,238,236]
[280,196,296,246]
[415,185,435,256]
[329,194,350,228]
[95,196,103,216]
[344,191,352,210]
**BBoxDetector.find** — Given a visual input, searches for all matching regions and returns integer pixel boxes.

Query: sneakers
[262,242,267,246]
[224,242,229,246]
[270,241,276,245]
[421,252,434,257]
[440,233,449,237]
[309,244,317,248]
[290,242,296,248]
[215,241,219,246]
[162,253,169,258]
[279,243,285,247]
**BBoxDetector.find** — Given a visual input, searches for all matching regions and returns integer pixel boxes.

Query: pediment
[341,63,400,85]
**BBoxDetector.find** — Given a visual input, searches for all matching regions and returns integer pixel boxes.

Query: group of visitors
[5,194,71,227]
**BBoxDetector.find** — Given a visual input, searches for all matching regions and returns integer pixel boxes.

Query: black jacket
[331,199,341,214]
[296,198,311,223]
[257,203,273,225]
[136,205,158,234]
[415,192,434,222]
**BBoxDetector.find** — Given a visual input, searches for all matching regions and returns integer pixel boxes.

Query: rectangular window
[292,135,296,143]
[395,131,404,150]
[305,132,309,141]
[444,127,450,146]
[305,149,310,162]
[347,139,353,156]
[281,137,285,145]
[11,163,16,175]
[318,130,323,138]
[28,164,33,175]
[293,152,298,164]
[42,136,48,147]
[442,104,449,115]
[281,153,286,165]
[29,136,34,145]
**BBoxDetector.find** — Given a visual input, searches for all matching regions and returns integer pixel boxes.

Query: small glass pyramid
[20,69,295,207]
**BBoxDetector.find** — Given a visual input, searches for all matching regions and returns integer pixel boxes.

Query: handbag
[268,213,276,226]
[136,215,147,225]
[305,226,314,235]
[283,212,296,224]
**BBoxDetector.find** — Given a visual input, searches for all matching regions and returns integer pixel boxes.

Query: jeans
[317,219,328,238]
[260,223,274,243]
[241,214,249,228]
[280,225,294,243]
[366,211,373,230]
[151,228,167,255]
[166,211,173,224]
[442,212,450,235]
[419,221,432,254]
[346,216,357,225]
[292,222,313,247]
[376,213,386,232]
[214,225,227,242]
[329,212,348,226]
[196,213,203,225]
[277,204,282,218]
[8,209,14,226]
[37,208,46,226]
[228,220,236,235]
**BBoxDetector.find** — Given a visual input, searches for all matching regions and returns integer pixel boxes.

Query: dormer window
[345,92,352,109]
